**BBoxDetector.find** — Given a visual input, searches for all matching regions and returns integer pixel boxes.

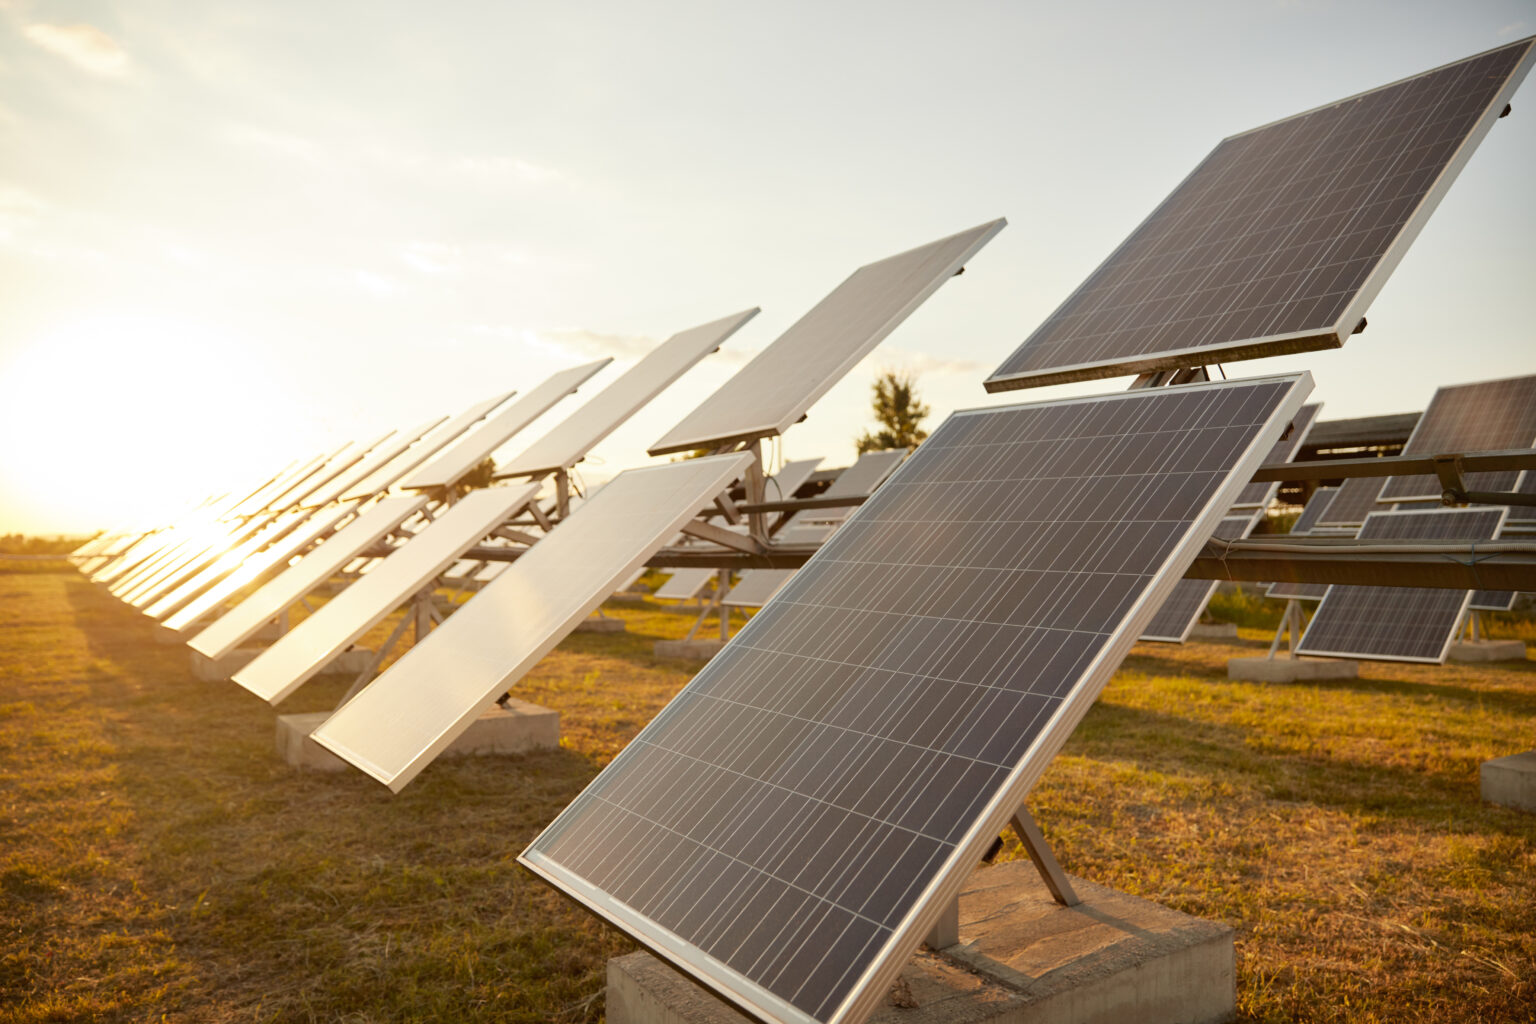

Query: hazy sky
[1,0,1533,535]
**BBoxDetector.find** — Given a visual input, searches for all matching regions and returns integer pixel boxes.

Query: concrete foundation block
[1447,640,1528,663]
[1481,751,1536,812]
[607,859,1234,1024]
[575,617,628,633]
[1188,622,1238,640]
[1228,656,1357,683]
[192,646,374,683]
[277,698,559,772]
[654,639,728,660]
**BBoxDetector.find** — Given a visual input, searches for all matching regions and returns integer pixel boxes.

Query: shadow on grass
[1071,698,1536,837]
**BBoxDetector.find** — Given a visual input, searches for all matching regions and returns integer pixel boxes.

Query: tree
[856,370,929,453]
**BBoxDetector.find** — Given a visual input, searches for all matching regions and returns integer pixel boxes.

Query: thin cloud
[24,22,129,76]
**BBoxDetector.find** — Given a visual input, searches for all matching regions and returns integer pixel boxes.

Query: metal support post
[923,896,959,949]
[718,569,731,641]
[744,440,768,547]
[1470,610,1481,643]
[1011,806,1080,907]
[555,469,571,521]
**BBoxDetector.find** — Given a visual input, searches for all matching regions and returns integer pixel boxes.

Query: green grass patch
[0,572,1532,1021]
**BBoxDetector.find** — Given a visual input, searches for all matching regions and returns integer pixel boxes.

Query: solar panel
[522,372,1311,1024]
[497,311,759,479]
[1315,473,1388,528]
[342,391,516,501]
[308,454,756,791]
[1297,507,1505,663]
[1265,487,1341,602]
[186,495,429,662]
[984,38,1536,392]
[649,221,1006,456]
[653,569,717,602]
[1378,375,1536,501]
[1231,404,1321,508]
[1469,589,1518,612]
[159,504,362,634]
[231,484,541,705]
[402,361,611,491]
[142,510,316,620]
[1291,486,1340,534]
[1140,512,1260,642]
[722,523,835,609]
[796,450,906,525]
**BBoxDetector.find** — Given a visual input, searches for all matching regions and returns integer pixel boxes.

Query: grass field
[2,566,1533,1022]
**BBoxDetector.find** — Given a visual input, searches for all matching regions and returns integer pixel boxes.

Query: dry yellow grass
[1,566,1533,1022]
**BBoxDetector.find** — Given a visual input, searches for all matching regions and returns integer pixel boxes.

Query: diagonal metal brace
[1011,806,1080,907]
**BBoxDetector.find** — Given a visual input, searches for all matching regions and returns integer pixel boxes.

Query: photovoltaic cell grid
[984,38,1536,392]
[649,220,1005,456]
[1232,403,1321,507]
[1266,487,1340,602]
[1297,507,1505,663]
[1316,473,1388,528]
[1378,375,1536,501]
[1140,512,1259,642]
[523,373,1310,1024]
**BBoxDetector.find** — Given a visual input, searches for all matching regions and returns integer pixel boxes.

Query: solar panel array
[187,495,429,662]
[984,37,1536,391]
[310,454,756,791]
[1140,511,1260,642]
[1379,374,1536,501]
[1232,403,1321,508]
[649,220,1006,457]
[1297,507,1505,663]
[232,484,540,705]
[343,391,515,501]
[523,373,1310,1024]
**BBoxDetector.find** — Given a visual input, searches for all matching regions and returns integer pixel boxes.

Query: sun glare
[0,314,313,536]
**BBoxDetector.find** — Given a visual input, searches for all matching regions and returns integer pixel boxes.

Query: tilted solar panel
[984,38,1536,391]
[1316,473,1388,528]
[523,372,1311,1024]
[1378,375,1536,501]
[653,569,717,602]
[649,220,1005,456]
[309,454,755,791]
[497,310,759,479]
[1232,403,1321,508]
[402,361,611,491]
[1266,487,1342,602]
[1140,511,1260,642]
[1297,507,1506,663]
[342,390,516,501]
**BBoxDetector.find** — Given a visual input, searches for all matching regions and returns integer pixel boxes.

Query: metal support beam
[1187,537,1536,591]
[1249,447,1536,483]
[555,469,571,520]
[678,519,766,555]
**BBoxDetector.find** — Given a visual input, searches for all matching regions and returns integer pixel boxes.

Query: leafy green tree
[856,370,929,453]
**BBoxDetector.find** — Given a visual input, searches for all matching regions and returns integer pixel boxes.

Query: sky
[1,0,1533,536]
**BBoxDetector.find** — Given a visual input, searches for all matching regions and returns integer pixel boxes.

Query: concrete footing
[607,859,1234,1024]
[1189,622,1239,640]
[192,647,374,683]
[575,617,628,634]
[1447,640,1528,663]
[1481,751,1536,812]
[654,638,728,660]
[1227,656,1357,683]
[276,698,560,771]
